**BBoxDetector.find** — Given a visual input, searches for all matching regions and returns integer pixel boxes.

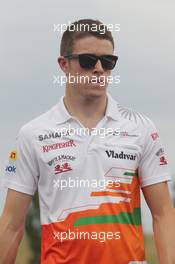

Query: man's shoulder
[116,101,154,128]
[18,103,59,139]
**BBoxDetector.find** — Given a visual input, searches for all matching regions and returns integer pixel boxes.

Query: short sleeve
[138,120,171,187]
[2,127,39,195]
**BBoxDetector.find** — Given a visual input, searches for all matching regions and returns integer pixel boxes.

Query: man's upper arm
[138,118,171,187]
[2,126,39,196]
[138,119,173,216]
[1,189,33,230]
[142,182,174,218]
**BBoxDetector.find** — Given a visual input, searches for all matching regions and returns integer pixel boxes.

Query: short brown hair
[60,19,114,56]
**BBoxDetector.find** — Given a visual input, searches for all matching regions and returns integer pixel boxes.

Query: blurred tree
[26,191,41,264]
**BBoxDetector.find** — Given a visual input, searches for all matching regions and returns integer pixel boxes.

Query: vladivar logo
[105,150,136,161]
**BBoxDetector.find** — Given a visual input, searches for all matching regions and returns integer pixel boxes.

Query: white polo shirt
[3,93,171,264]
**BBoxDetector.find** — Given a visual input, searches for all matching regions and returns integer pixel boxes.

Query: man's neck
[63,89,108,129]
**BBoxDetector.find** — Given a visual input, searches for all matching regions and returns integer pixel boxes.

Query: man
[0,19,175,264]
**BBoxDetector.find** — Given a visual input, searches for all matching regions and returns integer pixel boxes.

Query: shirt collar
[55,96,72,125]
[55,93,120,125]
[105,93,120,121]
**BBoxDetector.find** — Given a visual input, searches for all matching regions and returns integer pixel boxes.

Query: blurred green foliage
[25,192,41,264]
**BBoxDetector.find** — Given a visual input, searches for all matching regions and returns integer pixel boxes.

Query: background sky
[0,0,175,233]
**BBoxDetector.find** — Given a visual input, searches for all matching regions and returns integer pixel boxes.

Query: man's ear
[57,56,69,73]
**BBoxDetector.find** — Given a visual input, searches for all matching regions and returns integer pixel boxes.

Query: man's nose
[93,59,104,74]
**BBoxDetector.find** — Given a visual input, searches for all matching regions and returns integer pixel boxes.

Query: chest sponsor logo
[106,129,120,136]
[48,155,76,166]
[54,162,72,174]
[38,129,73,141]
[119,131,139,137]
[106,129,139,137]
[105,150,136,160]
[6,165,16,173]
[42,140,76,153]
[151,132,159,141]
[9,151,17,161]
[159,156,168,165]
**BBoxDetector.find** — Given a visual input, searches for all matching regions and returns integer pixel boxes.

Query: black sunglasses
[64,53,118,70]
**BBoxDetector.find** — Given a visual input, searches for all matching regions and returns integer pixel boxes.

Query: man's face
[59,36,115,98]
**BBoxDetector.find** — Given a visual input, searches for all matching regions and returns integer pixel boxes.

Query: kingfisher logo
[6,165,16,173]
[42,140,76,153]
[54,163,72,174]
[105,150,136,160]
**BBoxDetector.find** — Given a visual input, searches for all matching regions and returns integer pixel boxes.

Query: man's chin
[84,84,107,98]
[87,82,107,90]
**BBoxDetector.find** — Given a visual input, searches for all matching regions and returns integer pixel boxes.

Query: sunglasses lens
[101,56,117,70]
[77,54,118,70]
[79,54,97,69]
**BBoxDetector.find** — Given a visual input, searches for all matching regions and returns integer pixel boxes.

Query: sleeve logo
[9,151,17,161]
